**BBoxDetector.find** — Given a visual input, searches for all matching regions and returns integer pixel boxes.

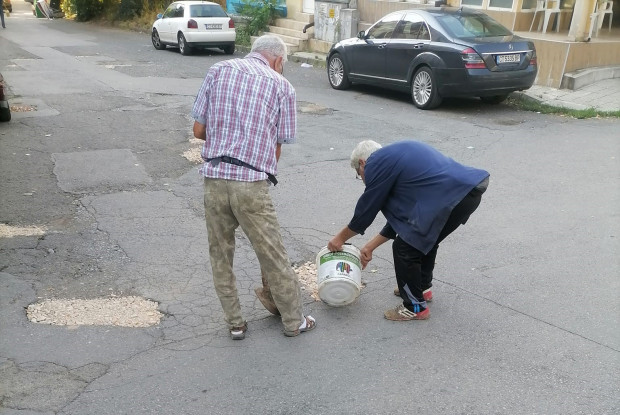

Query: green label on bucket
[319,251,361,268]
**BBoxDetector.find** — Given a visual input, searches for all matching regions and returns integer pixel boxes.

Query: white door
[302,0,315,14]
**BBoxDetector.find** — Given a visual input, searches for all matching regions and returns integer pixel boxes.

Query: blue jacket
[348,140,489,254]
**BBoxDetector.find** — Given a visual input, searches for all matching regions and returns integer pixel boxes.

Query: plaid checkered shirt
[191,52,297,182]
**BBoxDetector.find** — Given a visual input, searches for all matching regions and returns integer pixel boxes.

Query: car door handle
[378,44,387,49]
[413,43,424,49]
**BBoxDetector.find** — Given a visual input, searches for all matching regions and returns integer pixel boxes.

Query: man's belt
[206,156,278,186]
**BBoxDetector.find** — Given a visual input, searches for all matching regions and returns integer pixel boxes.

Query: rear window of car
[436,13,512,39]
[190,4,228,18]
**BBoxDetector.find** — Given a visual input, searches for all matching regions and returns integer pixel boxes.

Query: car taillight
[229,19,235,29]
[529,50,537,66]
[461,48,486,69]
[188,19,198,29]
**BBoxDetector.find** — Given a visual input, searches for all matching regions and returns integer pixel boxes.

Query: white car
[151,1,236,56]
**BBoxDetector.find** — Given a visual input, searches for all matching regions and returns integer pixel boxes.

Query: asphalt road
[1,3,619,414]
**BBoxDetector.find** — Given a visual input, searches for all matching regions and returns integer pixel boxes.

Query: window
[163,4,176,18]
[175,5,185,18]
[461,0,484,6]
[437,13,512,38]
[489,0,514,8]
[394,13,431,40]
[366,13,402,39]
[190,4,228,18]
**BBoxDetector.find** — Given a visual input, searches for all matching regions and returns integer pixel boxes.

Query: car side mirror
[156,13,163,19]
[357,31,366,39]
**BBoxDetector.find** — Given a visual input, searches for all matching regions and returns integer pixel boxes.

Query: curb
[289,52,327,69]
[560,65,620,90]
[235,44,327,69]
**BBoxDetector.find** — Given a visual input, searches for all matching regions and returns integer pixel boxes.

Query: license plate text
[497,54,520,64]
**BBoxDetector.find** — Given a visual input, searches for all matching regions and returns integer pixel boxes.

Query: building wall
[534,39,620,87]
[356,0,427,25]
[287,0,302,16]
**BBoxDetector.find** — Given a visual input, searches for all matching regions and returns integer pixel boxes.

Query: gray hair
[350,140,382,170]
[251,34,288,63]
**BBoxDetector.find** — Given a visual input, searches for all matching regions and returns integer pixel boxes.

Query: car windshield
[190,4,227,18]
[436,13,512,39]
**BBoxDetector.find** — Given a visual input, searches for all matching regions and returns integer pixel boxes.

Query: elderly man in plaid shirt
[192,35,316,340]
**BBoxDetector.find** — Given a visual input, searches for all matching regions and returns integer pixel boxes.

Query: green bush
[117,0,142,20]
[63,0,105,21]
[117,0,171,21]
[237,0,282,39]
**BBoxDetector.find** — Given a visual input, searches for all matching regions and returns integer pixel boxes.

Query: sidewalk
[289,51,620,112]
[516,78,620,112]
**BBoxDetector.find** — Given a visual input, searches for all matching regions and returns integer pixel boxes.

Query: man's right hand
[360,247,373,270]
[327,237,344,252]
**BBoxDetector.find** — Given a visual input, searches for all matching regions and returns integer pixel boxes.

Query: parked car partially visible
[0,73,11,122]
[151,1,236,56]
[327,7,537,110]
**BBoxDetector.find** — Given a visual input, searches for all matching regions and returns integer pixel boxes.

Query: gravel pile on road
[182,138,203,164]
[294,261,320,301]
[26,296,163,327]
[0,223,46,238]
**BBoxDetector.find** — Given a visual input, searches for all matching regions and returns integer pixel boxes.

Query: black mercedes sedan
[326,7,537,110]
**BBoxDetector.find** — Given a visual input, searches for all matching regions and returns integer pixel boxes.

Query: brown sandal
[230,323,247,340]
[255,287,280,316]
[284,316,316,337]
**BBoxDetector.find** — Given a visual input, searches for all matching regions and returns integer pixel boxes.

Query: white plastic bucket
[315,245,362,307]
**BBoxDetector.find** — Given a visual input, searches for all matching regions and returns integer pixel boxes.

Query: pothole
[495,119,523,126]
[0,223,46,238]
[26,296,163,327]
[294,260,366,302]
[10,104,37,112]
[182,138,203,164]
[297,101,333,115]
[295,261,320,301]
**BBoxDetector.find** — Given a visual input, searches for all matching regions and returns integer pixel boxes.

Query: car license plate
[497,54,520,64]
[205,24,222,30]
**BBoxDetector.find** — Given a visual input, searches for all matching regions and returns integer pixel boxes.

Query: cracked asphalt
[1,3,619,414]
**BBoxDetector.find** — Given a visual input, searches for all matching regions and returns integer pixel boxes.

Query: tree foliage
[63,0,104,21]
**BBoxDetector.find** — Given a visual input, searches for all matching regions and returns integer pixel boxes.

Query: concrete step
[268,25,310,40]
[560,65,620,90]
[273,17,313,33]
[309,38,334,54]
[264,32,305,47]
[292,12,314,24]
[251,35,303,54]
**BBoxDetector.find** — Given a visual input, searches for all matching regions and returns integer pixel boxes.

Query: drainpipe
[568,0,598,41]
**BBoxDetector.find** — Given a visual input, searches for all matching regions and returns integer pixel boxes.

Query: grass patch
[506,95,620,119]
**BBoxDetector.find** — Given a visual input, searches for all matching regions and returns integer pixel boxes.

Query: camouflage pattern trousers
[203,178,304,334]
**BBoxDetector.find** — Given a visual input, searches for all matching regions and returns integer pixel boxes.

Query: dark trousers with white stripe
[393,186,485,312]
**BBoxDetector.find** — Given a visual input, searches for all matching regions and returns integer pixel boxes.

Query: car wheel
[327,53,351,90]
[151,29,166,51]
[0,107,10,122]
[178,33,192,56]
[480,94,509,105]
[411,67,442,110]
[223,44,235,55]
